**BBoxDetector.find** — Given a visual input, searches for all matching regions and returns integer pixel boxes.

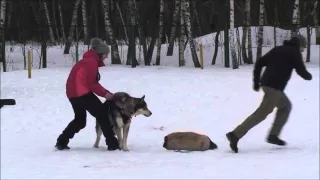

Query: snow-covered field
[1,27,319,179]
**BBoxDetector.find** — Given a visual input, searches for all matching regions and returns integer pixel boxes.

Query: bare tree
[313,0,319,44]
[115,2,128,44]
[229,0,238,69]
[82,0,89,44]
[58,0,66,43]
[241,0,249,63]
[101,0,121,64]
[179,0,186,66]
[64,0,81,54]
[167,0,181,56]
[256,0,265,60]
[43,0,55,44]
[51,0,60,43]
[155,0,164,65]
[184,0,200,67]
[0,0,7,72]
[291,0,300,37]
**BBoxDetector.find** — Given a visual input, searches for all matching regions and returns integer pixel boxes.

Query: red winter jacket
[66,49,112,99]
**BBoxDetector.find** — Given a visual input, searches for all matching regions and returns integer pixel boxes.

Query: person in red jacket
[55,38,119,151]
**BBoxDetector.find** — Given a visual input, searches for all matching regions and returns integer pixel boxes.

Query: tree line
[0,0,319,71]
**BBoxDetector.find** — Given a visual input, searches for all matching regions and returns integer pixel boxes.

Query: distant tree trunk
[306,26,311,62]
[101,0,121,64]
[43,0,55,44]
[116,2,128,45]
[247,0,253,64]
[256,0,265,60]
[132,0,148,65]
[291,0,300,37]
[190,0,202,36]
[273,0,278,47]
[179,0,186,67]
[126,0,138,66]
[0,0,7,72]
[64,0,81,54]
[41,41,47,68]
[184,0,200,68]
[241,0,249,64]
[51,0,60,43]
[236,27,242,65]
[229,0,238,69]
[167,0,180,56]
[313,1,319,44]
[58,1,66,43]
[82,0,89,45]
[212,31,220,65]
[155,0,164,65]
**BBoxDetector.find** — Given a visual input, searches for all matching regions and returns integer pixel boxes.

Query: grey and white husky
[93,92,152,151]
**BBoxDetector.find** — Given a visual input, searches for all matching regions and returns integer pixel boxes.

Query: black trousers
[57,92,118,148]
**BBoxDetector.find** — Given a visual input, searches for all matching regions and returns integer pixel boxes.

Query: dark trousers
[57,92,118,148]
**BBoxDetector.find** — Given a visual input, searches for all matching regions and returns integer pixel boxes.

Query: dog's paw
[122,148,129,151]
[93,144,99,148]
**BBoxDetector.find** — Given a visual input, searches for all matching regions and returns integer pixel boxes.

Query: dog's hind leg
[93,121,103,148]
[122,123,131,151]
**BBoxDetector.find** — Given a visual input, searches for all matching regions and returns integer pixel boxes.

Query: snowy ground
[1,27,319,179]
[1,63,319,179]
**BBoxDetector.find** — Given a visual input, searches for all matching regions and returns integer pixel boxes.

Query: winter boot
[55,134,70,150]
[226,132,239,153]
[267,135,286,146]
[105,136,120,151]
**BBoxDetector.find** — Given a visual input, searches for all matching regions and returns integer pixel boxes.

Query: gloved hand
[253,83,260,92]
[105,92,114,100]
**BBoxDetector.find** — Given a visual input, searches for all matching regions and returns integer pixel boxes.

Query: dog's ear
[140,95,145,102]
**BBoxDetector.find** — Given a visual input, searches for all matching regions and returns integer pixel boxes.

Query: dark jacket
[253,38,312,91]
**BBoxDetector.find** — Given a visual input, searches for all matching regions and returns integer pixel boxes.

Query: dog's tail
[163,136,168,149]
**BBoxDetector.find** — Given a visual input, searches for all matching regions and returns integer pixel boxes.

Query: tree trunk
[229,0,238,69]
[212,31,220,65]
[51,0,60,44]
[82,0,89,45]
[0,0,7,72]
[43,0,55,44]
[116,2,128,45]
[236,27,242,65]
[63,0,81,54]
[155,0,164,65]
[241,0,249,64]
[184,0,200,68]
[58,0,66,43]
[101,0,121,64]
[167,0,180,56]
[179,0,186,67]
[132,0,148,65]
[256,0,265,60]
[313,0,319,44]
[190,0,202,36]
[126,0,138,66]
[291,0,300,37]
[306,26,311,62]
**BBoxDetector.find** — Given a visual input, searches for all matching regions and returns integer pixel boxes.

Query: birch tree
[155,0,164,65]
[63,0,81,54]
[229,0,238,69]
[167,0,180,56]
[241,0,249,63]
[256,0,265,60]
[82,0,89,44]
[51,0,60,43]
[184,0,200,67]
[291,0,300,37]
[133,0,147,64]
[190,0,202,35]
[0,0,6,72]
[43,0,55,44]
[101,0,121,64]
[247,0,253,64]
[179,0,186,67]
[116,2,128,44]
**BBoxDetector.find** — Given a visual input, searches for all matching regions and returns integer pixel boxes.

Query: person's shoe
[55,134,70,150]
[106,136,120,151]
[226,132,239,153]
[267,135,287,146]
